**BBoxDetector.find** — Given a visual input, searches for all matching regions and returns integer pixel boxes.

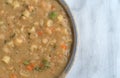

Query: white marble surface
[65,0,120,78]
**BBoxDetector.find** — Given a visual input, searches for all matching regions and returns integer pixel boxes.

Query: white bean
[2,56,11,64]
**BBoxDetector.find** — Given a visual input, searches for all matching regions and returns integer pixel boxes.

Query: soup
[0,0,72,78]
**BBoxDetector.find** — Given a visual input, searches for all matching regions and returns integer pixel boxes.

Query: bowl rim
[57,0,77,78]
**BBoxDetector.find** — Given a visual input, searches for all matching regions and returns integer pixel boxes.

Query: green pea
[49,12,57,19]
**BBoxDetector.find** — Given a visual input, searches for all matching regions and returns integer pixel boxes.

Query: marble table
[65,0,119,78]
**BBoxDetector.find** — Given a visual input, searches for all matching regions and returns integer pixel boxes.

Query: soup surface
[0,0,72,78]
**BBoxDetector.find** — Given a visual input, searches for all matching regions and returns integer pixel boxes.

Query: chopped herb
[53,45,56,49]
[42,59,50,68]
[23,60,30,65]
[34,66,41,71]
[10,33,16,39]
[49,12,57,19]
[28,32,31,36]
[4,40,9,44]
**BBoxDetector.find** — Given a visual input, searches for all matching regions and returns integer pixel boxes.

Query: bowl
[58,0,77,78]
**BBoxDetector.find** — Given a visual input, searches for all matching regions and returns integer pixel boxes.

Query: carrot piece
[10,74,17,78]
[26,63,35,71]
[49,27,55,32]
[51,5,55,10]
[61,44,67,50]
[37,31,43,36]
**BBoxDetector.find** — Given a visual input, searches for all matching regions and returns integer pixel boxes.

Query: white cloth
[65,0,120,78]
